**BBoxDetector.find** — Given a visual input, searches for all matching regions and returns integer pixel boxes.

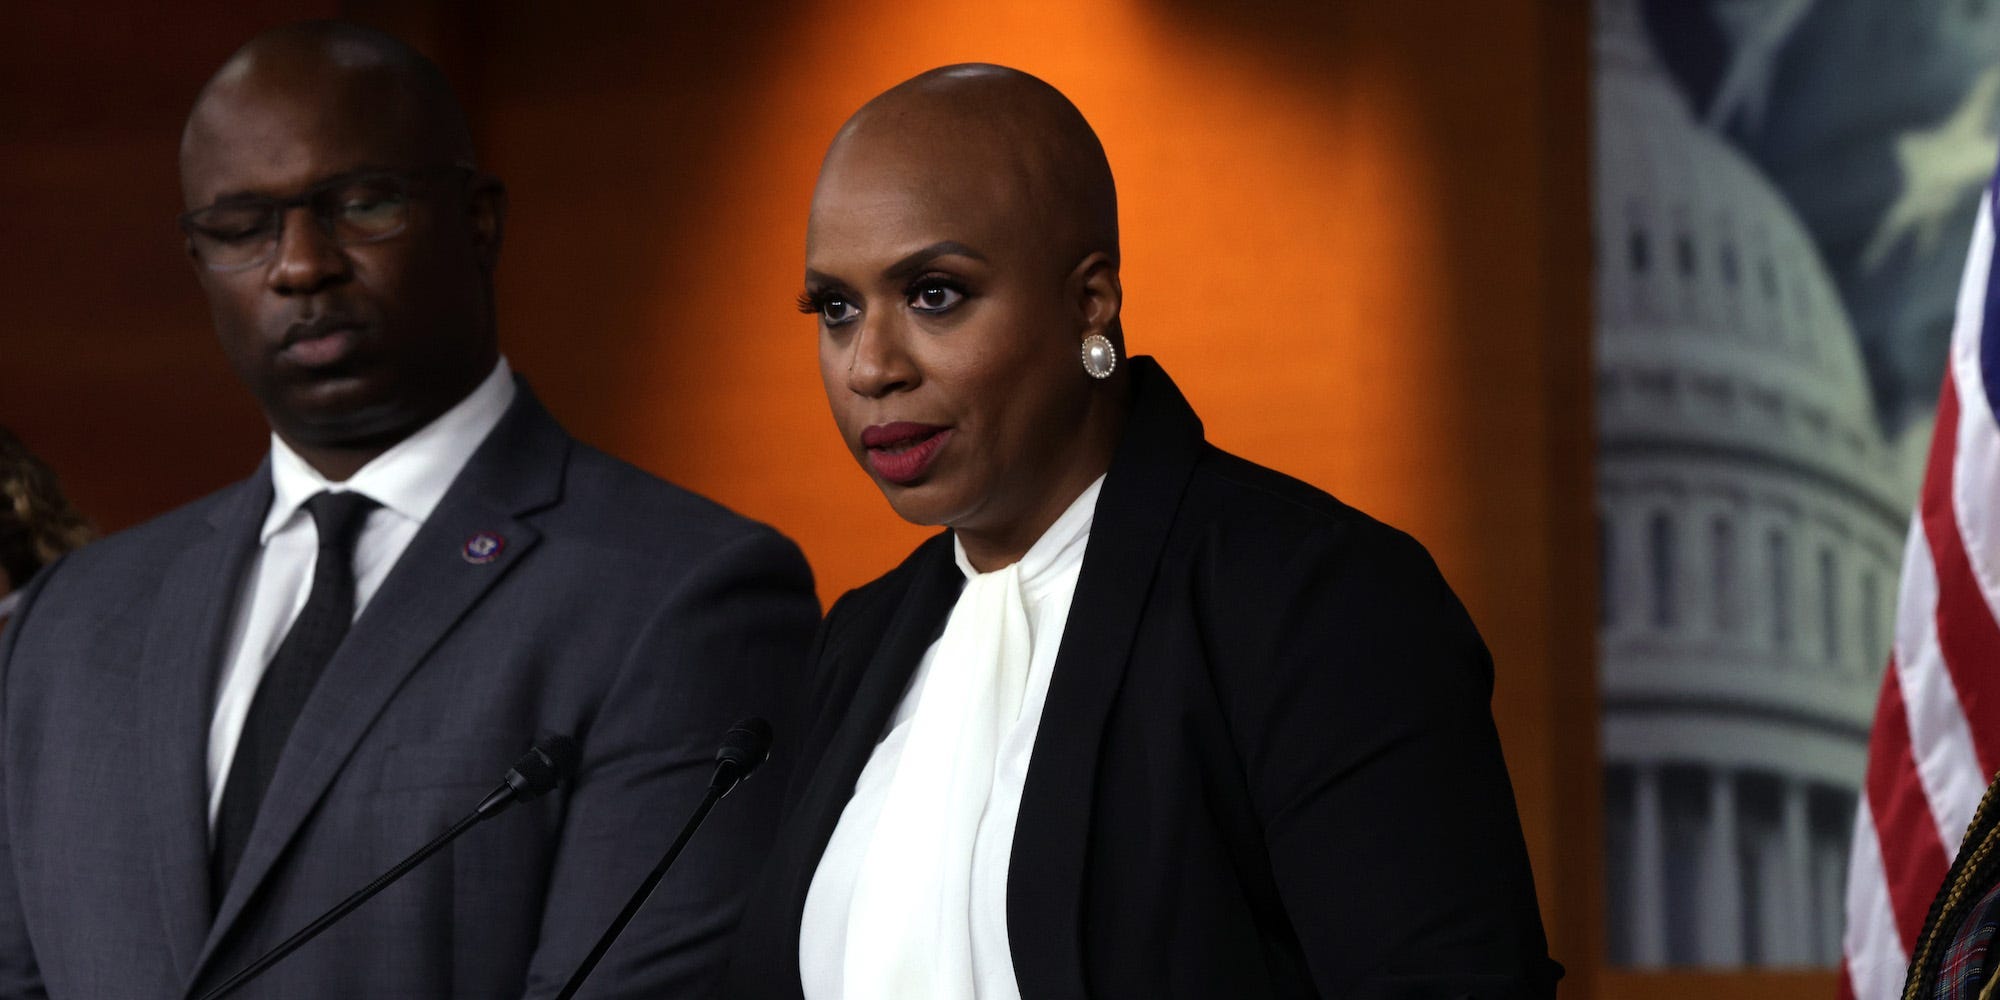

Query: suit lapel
[1007,358,1205,1000]
[190,389,569,989]
[769,536,961,1000]
[138,471,272,985]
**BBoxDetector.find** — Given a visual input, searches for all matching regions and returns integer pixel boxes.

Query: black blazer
[725,358,1560,999]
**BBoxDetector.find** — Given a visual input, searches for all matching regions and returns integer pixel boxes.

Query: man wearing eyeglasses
[0,20,818,1000]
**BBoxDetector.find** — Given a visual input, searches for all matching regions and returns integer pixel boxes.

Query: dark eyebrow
[882,241,986,283]
[201,166,408,209]
[801,269,851,293]
[201,189,278,209]
[800,242,985,295]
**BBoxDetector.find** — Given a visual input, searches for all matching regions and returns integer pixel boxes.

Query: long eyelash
[796,290,823,314]
[905,273,966,297]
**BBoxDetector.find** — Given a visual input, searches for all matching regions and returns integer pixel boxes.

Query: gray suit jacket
[0,383,820,999]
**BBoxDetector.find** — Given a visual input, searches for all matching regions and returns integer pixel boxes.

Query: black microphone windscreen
[715,718,773,778]
[506,734,579,802]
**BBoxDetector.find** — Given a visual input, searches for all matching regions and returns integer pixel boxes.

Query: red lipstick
[861,422,952,485]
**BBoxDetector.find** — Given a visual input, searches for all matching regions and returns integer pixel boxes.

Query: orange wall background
[2,1,1610,993]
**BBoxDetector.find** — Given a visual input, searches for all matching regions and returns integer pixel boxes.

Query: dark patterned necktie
[211,490,378,905]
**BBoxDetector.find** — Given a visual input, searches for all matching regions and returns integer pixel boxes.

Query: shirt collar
[953,474,1105,595]
[0,591,19,622]
[261,357,517,543]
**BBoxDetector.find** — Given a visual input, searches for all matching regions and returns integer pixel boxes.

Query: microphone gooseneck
[196,735,579,1000]
[554,718,774,1000]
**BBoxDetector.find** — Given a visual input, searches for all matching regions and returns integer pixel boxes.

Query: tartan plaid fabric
[1937,878,2000,999]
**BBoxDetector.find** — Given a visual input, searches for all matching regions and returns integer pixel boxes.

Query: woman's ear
[1069,250,1122,343]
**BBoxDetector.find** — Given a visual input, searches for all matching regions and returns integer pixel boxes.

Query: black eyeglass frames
[177,165,476,273]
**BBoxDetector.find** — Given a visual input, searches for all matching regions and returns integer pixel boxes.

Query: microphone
[710,716,774,797]
[196,735,579,1000]
[553,718,773,1000]
[479,734,579,818]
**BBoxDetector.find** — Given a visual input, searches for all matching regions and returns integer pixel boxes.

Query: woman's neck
[956,378,1130,573]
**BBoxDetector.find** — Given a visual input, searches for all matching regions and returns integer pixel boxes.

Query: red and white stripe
[1843,189,2000,998]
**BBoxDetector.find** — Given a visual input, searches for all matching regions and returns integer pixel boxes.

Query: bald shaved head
[806,64,1130,570]
[820,63,1118,273]
[182,20,475,197]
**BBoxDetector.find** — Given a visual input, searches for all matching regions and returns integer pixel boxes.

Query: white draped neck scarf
[801,475,1104,1000]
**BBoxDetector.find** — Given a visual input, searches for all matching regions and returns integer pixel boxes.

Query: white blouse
[799,475,1104,1000]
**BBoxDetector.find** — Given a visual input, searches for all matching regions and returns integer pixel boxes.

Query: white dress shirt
[206,358,516,827]
[799,475,1104,1000]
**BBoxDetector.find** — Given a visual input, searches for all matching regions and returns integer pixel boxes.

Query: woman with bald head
[724,65,1560,999]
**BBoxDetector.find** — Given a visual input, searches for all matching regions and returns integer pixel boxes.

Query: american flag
[1843,178,2000,998]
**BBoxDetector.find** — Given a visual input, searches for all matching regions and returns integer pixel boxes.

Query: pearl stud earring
[1080,334,1117,379]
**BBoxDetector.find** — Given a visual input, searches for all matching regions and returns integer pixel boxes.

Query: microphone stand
[551,783,728,1000]
[552,720,767,1000]
[196,811,483,1000]
[194,737,576,1000]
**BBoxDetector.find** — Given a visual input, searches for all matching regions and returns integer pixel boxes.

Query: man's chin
[270,390,427,456]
